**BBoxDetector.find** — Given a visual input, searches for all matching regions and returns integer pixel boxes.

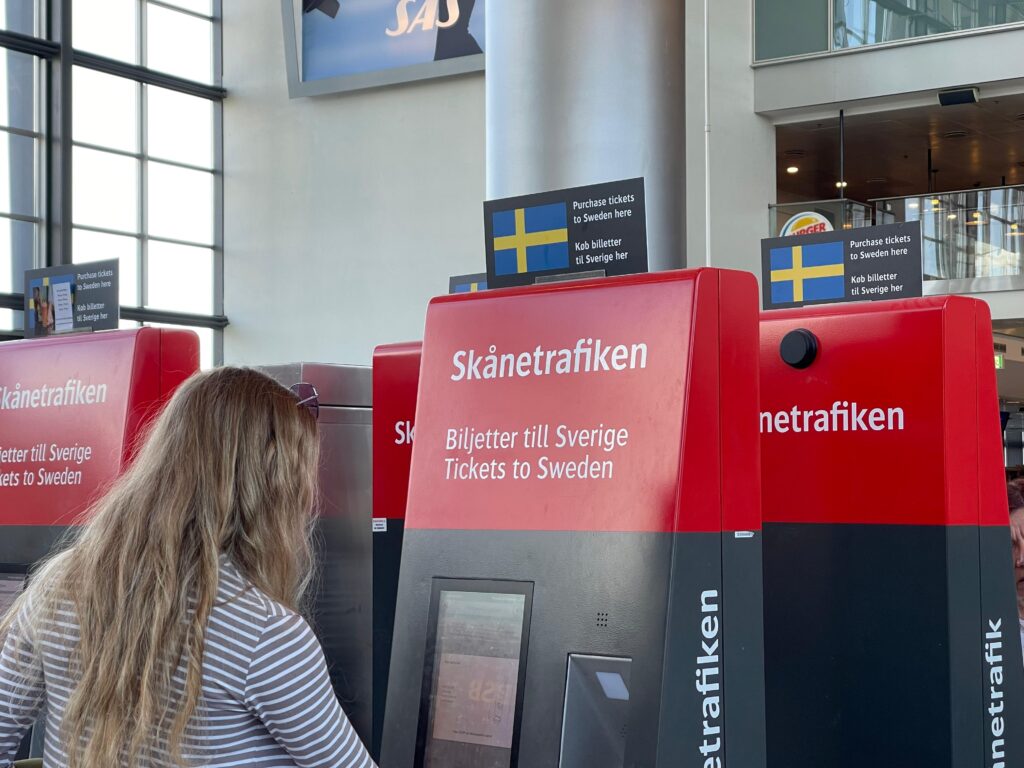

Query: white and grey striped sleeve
[0,604,43,765]
[244,611,376,768]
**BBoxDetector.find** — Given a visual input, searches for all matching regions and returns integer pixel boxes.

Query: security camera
[937,87,979,106]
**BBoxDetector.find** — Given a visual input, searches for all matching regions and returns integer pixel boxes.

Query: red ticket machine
[760,297,1023,768]
[0,328,198,563]
[372,342,421,758]
[0,327,197,758]
[381,269,765,768]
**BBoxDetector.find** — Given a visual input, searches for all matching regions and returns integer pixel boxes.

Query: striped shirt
[0,558,377,767]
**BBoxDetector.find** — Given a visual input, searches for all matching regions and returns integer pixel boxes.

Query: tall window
[0,0,224,368]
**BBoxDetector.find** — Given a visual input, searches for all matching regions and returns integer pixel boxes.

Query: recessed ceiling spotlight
[835,181,848,189]
[786,166,799,174]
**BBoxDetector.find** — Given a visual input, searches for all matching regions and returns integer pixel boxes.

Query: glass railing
[873,186,1024,281]
[835,0,1024,50]
[755,0,1024,61]
[769,198,873,237]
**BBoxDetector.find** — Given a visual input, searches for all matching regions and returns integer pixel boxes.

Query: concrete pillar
[486,1,686,271]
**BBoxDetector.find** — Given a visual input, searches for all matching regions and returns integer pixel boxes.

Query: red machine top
[404,268,760,534]
[760,296,1005,527]
[372,341,422,522]
[0,328,198,526]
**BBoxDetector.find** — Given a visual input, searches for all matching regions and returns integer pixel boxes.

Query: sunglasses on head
[289,382,320,421]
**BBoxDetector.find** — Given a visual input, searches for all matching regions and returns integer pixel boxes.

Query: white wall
[754,26,1024,117]
[222,2,485,366]
[685,0,775,277]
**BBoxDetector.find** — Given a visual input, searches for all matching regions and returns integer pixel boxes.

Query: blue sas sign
[285,0,485,96]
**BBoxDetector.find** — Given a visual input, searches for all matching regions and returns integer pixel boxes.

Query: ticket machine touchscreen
[415,580,533,768]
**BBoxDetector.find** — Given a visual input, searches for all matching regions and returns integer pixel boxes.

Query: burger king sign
[779,211,834,237]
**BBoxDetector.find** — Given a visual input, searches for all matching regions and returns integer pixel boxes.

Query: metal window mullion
[148,0,215,23]
[45,0,71,267]
[71,139,215,174]
[0,30,59,59]
[212,101,223,360]
[29,17,45,274]
[0,292,23,311]
[0,211,43,225]
[71,51,225,101]
[138,0,146,69]
[120,305,228,329]
[145,232,216,249]
[138,0,147,311]
[33,52,45,270]
[212,0,223,363]
[64,222,137,239]
[0,124,44,140]
[212,0,223,86]
[72,222,212,250]
[0,292,227,328]
[139,124,148,310]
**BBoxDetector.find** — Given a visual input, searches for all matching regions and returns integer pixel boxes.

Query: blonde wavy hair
[0,366,320,767]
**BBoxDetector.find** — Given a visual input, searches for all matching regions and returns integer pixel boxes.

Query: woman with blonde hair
[0,367,376,767]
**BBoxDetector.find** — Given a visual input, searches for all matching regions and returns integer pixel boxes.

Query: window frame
[0,0,226,361]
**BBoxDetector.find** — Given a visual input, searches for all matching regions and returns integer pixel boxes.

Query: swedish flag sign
[492,203,570,277]
[448,273,488,295]
[770,241,845,304]
[484,178,648,289]
[761,221,924,310]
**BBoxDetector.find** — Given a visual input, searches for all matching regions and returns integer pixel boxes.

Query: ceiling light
[947,213,957,219]
[835,181,848,189]
[908,202,920,209]
[786,166,799,174]
[973,211,982,218]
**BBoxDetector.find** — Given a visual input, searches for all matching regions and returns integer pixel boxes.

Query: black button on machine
[780,329,818,369]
